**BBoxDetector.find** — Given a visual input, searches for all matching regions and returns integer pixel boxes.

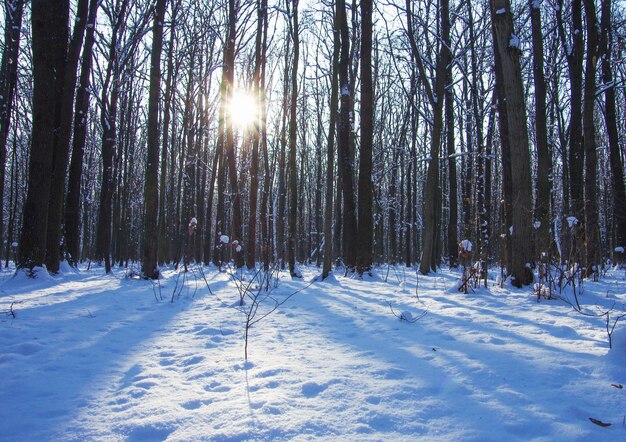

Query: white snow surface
[1,264,626,441]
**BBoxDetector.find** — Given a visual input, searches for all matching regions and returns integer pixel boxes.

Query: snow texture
[0,264,625,441]
[460,239,472,252]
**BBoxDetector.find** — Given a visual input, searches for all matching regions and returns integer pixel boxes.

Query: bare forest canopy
[0,0,625,286]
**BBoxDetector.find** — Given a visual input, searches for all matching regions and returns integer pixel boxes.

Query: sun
[228,91,258,130]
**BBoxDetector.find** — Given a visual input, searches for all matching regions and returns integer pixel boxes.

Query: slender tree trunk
[158,2,178,265]
[336,0,358,272]
[600,0,626,256]
[582,0,600,276]
[408,0,449,274]
[322,3,340,279]
[446,37,458,268]
[46,0,91,273]
[0,0,24,269]
[530,0,552,256]
[246,0,267,269]
[557,0,584,260]
[357,0,374,275]
[142,0,167,278]
[223,0,244,268]
[287,0,300,277]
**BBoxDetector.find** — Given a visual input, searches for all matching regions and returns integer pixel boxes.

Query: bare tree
[490,0,534,286]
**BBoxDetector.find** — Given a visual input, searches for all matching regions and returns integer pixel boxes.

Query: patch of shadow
[301,381,328,398]
[125,425,172,442]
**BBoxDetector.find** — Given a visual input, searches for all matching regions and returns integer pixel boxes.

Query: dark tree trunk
[224,0,244,268]
[322,4,340,279]
[557,0,584,259]
[599,0,626,255]
[407,0,449,275]
[336,0,358,272]
[158,5,178,265]
[142,0,167,279]
[446,38,458,268]
[276,34,291,269]
[357,0,374,275]
[246,0,267,269]
[582,0,600,276]
[0,0,24,269]
[490,0,534,287]
[46,0,91,273]
[95,0,128,274]
[530,0,552,256]
[287,0,300,277]
[19,0,70,271]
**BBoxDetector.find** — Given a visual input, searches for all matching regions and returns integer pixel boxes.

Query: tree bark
[142,0,167,279]
[530,0,552,257]
[224,0,244,268]
[408,0,449,274]
[45,0,91,273]
[322,5,340,280]
[0,0,24,269]
[287,0,300,277]
[356,0,374,275]
[336,0,358,272]
[582,0,600,276]
[490,0,534,287]
[19,0,70,271]
[246,0,267,269]
[599,0,626,256]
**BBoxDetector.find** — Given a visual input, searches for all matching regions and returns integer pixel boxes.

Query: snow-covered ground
[1,263,625,441]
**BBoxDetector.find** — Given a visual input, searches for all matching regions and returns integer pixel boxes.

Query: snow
[1,264,625,441]
[496,7,506,15]
[460,239,472,252]
[615,247,624,254]
[509,34,521,49]
[220,235,229,244]
[567,216,579,228]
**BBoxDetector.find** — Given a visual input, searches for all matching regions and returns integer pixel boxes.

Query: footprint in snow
[301,381,327,398]
[181,400,202,410]
[182,356,204,367]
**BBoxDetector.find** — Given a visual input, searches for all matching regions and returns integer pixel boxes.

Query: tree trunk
[600,0,626,256]
[246,0,267,269]
[0,0,24,269]
[158,2,178,265]
[490,0,534,287]
[142,0,167,279]
[287,0,300,277]
[336,0,358,272]
[530,0,552,257]
[408,0,449,275]
[356,0,374,275]
[582,0,600,276]
[322,5,340,279]
[19,0,70,271]
[557,0,584,259]
[46,0,91,273]
[446,42,458,268]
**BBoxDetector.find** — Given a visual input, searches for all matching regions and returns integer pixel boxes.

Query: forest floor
[1,262,625,441]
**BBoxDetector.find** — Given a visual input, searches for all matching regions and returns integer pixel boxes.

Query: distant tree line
[1,0,624,286]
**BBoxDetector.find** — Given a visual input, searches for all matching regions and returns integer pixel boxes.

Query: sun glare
[228,92,258,129]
